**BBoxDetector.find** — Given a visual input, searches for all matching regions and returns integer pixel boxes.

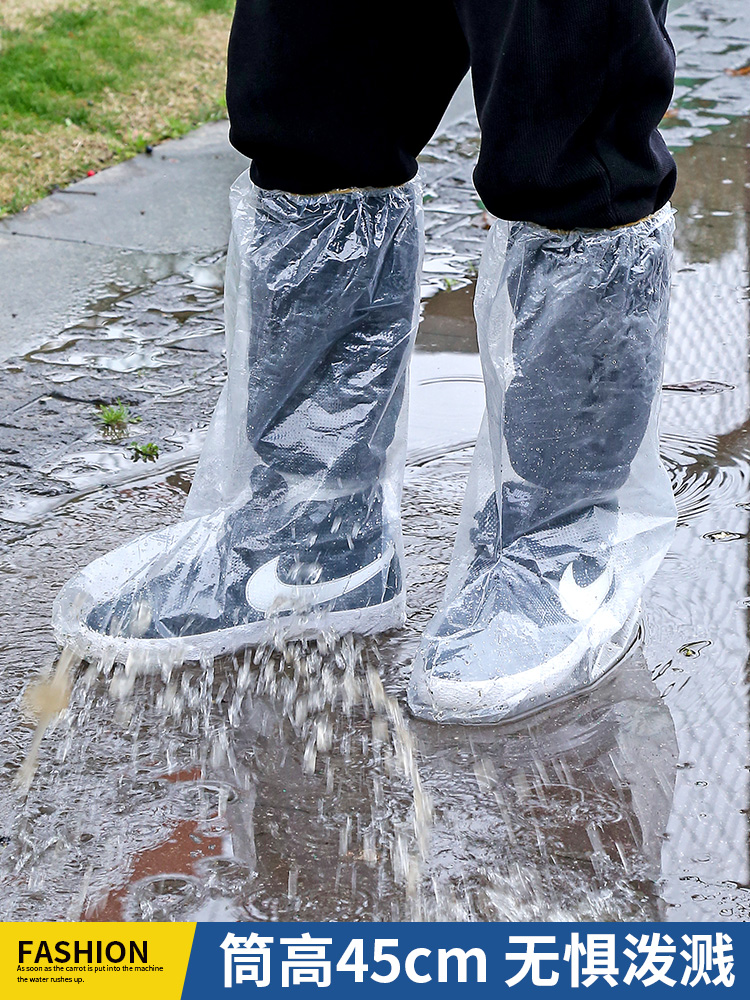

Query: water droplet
[678,641,711,657]
[703,530,744,542]
[663,379,735,395]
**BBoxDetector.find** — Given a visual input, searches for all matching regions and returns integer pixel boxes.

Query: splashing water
[3,623,442,922]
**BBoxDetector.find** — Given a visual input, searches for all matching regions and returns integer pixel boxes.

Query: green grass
[97,398,140,436]
[1,10,164,123]
[0,1,235,215]
[130,441,160,462]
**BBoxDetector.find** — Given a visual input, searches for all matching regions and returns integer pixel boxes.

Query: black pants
[226,0,676,230]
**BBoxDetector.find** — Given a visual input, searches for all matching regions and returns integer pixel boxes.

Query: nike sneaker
[53,484,404,666]
[407,500,653,723]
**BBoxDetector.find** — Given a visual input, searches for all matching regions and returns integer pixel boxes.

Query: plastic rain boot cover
[408,205,677,723]
[52,174,423,665]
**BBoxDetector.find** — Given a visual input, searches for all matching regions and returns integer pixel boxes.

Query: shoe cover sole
[407,604,642,726]
[53,591,406,668]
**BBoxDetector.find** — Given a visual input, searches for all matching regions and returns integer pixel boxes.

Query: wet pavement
[1,0,750,923]
[0,122,248,363]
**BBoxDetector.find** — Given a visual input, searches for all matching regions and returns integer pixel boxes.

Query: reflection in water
[411,650,678,921]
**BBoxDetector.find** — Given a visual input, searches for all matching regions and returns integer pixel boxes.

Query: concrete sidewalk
[0,123,248,362]
[0,77,476,364]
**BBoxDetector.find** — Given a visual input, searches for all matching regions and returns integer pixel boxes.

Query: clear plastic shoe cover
[53,173,424,666]
[408,205,677,724]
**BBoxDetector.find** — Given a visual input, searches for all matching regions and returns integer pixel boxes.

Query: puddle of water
[664,1,750,146]
[0,459,680,923]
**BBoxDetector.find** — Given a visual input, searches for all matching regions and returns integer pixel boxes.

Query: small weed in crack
[97,399,141,439]
[129,441,160,462]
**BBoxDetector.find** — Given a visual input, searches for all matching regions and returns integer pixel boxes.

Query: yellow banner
[1,923,195,998]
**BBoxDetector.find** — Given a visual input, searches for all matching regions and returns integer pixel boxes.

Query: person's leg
[460,0,676,229]
[53,1,469,665]
[408,1,678,723]
[226,0,469,195]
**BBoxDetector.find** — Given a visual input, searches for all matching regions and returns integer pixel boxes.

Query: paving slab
[0,122,248,361]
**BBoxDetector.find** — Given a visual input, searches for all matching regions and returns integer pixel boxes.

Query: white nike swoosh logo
[245,542,395,614]
[558,561,614,622]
